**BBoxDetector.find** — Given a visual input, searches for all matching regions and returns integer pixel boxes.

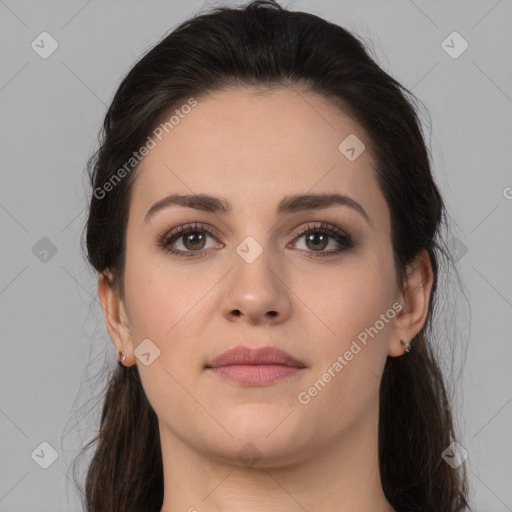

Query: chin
[211,411,309,461]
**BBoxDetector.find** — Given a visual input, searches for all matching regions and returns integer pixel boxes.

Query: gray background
[1,0,511,511]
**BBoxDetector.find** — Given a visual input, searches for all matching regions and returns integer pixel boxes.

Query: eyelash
[157,221,355,259]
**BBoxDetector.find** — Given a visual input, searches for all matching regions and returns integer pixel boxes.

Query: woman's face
[106,86,411,466]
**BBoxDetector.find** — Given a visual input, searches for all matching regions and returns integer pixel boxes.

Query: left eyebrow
[144,192,371,226]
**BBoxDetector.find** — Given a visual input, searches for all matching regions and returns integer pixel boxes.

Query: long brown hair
[68,1,471,510]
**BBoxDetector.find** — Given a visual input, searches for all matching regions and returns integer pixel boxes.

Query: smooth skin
[98,86,433,512]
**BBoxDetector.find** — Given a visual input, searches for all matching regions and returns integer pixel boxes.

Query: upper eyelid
[162,222,222,241]
[294,222,349,237]
[161,221,350,244]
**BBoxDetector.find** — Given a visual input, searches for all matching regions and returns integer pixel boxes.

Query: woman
[72,1,470,510]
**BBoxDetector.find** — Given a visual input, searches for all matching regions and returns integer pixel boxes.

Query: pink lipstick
[204,345,306,386]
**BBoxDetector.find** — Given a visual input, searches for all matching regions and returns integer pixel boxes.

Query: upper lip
[205,345,306,369]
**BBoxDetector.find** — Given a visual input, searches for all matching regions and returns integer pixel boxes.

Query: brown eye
[159,223,223,258]
[303,231,329,251]
[180,231,207,251]
[291,222,354,257]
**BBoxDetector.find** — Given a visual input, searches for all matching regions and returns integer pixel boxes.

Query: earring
[400,339,411,353]
[118,351,126,363]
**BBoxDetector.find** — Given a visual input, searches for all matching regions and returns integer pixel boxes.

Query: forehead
[129,87,385,222]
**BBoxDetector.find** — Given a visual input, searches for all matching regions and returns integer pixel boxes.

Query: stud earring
[400,339,411,353]
[118,351,126,363]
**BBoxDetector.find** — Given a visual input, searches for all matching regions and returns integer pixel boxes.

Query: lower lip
[206,364,303,385]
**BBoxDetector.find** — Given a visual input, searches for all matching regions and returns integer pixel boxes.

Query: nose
[220,244,292,325]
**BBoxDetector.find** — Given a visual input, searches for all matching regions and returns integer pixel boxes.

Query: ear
[388,249,434,357]
[98,271,134,366]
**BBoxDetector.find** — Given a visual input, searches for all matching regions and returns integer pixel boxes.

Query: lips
[205,345,306,369]
[204,345,306,386]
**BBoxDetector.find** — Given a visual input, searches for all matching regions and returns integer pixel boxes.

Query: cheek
[298,255,394,352]
[123,245,181,344]
[123,246,213,377]
[294,270,394,432]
